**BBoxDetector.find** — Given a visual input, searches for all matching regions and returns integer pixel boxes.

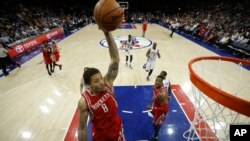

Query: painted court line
[172,85,217,141]
[122,110,133,114]
[142,110,152,113]
[64,109,79,141]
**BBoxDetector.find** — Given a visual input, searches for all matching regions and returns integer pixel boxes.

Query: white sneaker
[129,65,132,69]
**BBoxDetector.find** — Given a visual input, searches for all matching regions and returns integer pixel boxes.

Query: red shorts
[54,51,60,62]
[43,52,52,64]
[142,24,147,31]
[152,105,168,126]
[92,125,125,141]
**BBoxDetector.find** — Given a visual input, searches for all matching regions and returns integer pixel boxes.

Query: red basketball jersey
[152,86,167,107]
[52,44,60,62]
[82,85,123,140]
[142,21,147,31]
[152,86,168,125]
[42,45,52,64]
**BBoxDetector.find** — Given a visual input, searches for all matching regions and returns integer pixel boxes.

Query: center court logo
[99,36,152,50]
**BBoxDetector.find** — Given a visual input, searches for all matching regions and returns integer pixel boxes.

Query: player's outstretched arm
[104,32,120,88]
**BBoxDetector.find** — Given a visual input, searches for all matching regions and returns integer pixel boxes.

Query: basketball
[94,0,124,32]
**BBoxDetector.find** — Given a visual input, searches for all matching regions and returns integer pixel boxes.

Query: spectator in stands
[205,29,217,43]
[1,32,13,44]
[241,35,249,45]
[170,20,180,38]
[218,32,230,49]
[231,30,240,42]
[0,39,21,76]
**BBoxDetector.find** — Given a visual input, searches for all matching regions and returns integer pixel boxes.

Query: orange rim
[188,56,250,117]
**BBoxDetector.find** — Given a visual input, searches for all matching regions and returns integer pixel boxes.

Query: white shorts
[145,61,155,71]
[125,50,132,56]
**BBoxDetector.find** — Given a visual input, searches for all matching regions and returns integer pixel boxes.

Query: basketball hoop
[118,1,129,10]
[183,56,250,141]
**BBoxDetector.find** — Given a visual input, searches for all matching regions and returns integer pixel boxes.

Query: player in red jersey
[147,75,169,141]
[50,40,62,72]
[41,41,52,75]
[78,32,125,141]
[142,19,148,37]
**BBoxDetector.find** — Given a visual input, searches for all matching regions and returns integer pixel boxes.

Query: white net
[118,1,129,10]
[183,56,250,141]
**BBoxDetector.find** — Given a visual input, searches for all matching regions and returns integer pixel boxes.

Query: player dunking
[78,32,125,141]
[125,34,133,69]
[144,42,160,81]
[147,75,169,141]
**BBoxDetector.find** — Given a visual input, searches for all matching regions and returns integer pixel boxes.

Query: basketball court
[0,23,249,141]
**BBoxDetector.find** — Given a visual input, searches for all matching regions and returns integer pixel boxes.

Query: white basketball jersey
[125,39,133,51]
[163,79,170,90]
[148,48,158,62]
[125,39,133,55]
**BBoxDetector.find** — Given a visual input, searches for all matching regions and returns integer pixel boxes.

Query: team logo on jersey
[99,36,152,50]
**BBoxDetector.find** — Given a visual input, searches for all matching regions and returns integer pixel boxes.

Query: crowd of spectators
[161,2,250,59]
[0,3,93,46]
[128,2,250,59]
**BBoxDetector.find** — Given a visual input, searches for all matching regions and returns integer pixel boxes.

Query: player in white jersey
[159,71,171,99]
[125,35,133,69]
[145,42,160,81]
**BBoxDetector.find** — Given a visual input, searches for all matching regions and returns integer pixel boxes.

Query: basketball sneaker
[129,64,132,69]
[150,137,158,141]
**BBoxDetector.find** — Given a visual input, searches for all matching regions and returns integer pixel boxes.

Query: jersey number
[101,104,109,113]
